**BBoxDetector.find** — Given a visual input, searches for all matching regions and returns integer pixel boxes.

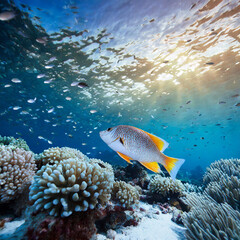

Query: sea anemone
[183,193,240,240]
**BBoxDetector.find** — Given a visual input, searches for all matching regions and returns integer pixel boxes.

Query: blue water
[0,0,240,173]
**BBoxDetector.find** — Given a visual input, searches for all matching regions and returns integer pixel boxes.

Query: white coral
[29,158,114,217]
[149,175,184,197]
[112,181,140,207]
[0,145,36,203]
[39,147,87,165]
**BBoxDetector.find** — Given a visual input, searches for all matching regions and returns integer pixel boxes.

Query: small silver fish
[11,78,21,83]
[100,125,185,180]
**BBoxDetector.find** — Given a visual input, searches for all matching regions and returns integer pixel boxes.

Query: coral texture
[27,212,97,240]
[183,193,240,240]
[149,175,184,197]
[203,158,240,210]
[29,158,114,217]
[38,147,86,166]
[112,181,140,207]
[0,145,36,203]
[203,158,240,184]
[0,135,30,151]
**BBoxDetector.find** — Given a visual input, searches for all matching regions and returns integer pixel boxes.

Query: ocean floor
[0,202,185,240]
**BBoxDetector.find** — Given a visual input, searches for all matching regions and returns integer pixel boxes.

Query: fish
[100,125,185,180]
[11,78,21,83]
[0,11,16,21]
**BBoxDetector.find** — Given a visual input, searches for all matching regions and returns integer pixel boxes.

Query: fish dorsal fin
[133,127,169,152]
[139,162,160,173]
[117,151,133,164]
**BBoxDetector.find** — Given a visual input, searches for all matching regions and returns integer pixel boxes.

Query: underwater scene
[0,0,240,239]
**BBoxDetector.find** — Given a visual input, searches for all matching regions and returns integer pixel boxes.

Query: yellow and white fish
[99,125,185,180]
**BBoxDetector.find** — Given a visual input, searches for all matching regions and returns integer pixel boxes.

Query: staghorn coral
[183,193,240,240]
[112,181,140,207]
[203,158,240,184]
[29,157,114,217]
[37,147,86,166]
[0,135,30,151]
[149,175,184,198]
[0,145,36,203]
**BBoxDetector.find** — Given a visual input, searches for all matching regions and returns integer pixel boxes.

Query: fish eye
[107,128,112,131]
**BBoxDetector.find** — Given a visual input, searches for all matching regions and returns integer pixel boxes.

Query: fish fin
[133,127,169,152]
[163,156,185,181]
[117,151,133,164]
[139,162,160,173]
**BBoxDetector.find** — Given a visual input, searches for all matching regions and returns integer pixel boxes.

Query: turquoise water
[0,0,240,173]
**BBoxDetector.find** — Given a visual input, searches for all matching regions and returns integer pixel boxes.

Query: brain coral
[0,145,36,203]
[112,181,140,207]
[149,175,184,197]
[38,147,86,166]
[29,158,114,217]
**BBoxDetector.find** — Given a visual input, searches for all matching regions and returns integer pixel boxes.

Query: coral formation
[183,193,240,240]
[204,175,240,210]
[29,157,114,217]
[26,211,98,240]
[89,158,114,174]
[0,135,30,151]
[203,158,240,184]
[113,162,149,189]
[112,181,140,207]
[149,175,184,198]
[0,145,36,203]
[37,147,86,166]
[202,158,240,210]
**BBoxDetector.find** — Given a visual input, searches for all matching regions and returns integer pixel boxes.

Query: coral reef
[37,147,86,166]
[204,175,240,210]
[26,211,98,240]
[203,158,240,184]
[88,158,114,174]
[148,175,184,199]
[182,193,240,240]
[113,162,149,189]
[0,145,36,203]
[29,157,114,217]
[111,181,140,207]
[202,158,240,210]
[0,135,30,151]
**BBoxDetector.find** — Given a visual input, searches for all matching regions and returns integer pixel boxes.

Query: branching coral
[29,158,114,217]
[149,175,184,197]
[183,193,240,240]
[38,147,86,166]
[111,181,139,207]
[0,145,36,203]
[203,158,240,184]
[0,135,30,151]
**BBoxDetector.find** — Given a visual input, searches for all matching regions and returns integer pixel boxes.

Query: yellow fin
[163,155,185,181]
[117,151,133,164]
[139,162,160,173]
[133,127,169,152]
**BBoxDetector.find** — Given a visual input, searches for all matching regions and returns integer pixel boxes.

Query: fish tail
[162,155,185,181]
